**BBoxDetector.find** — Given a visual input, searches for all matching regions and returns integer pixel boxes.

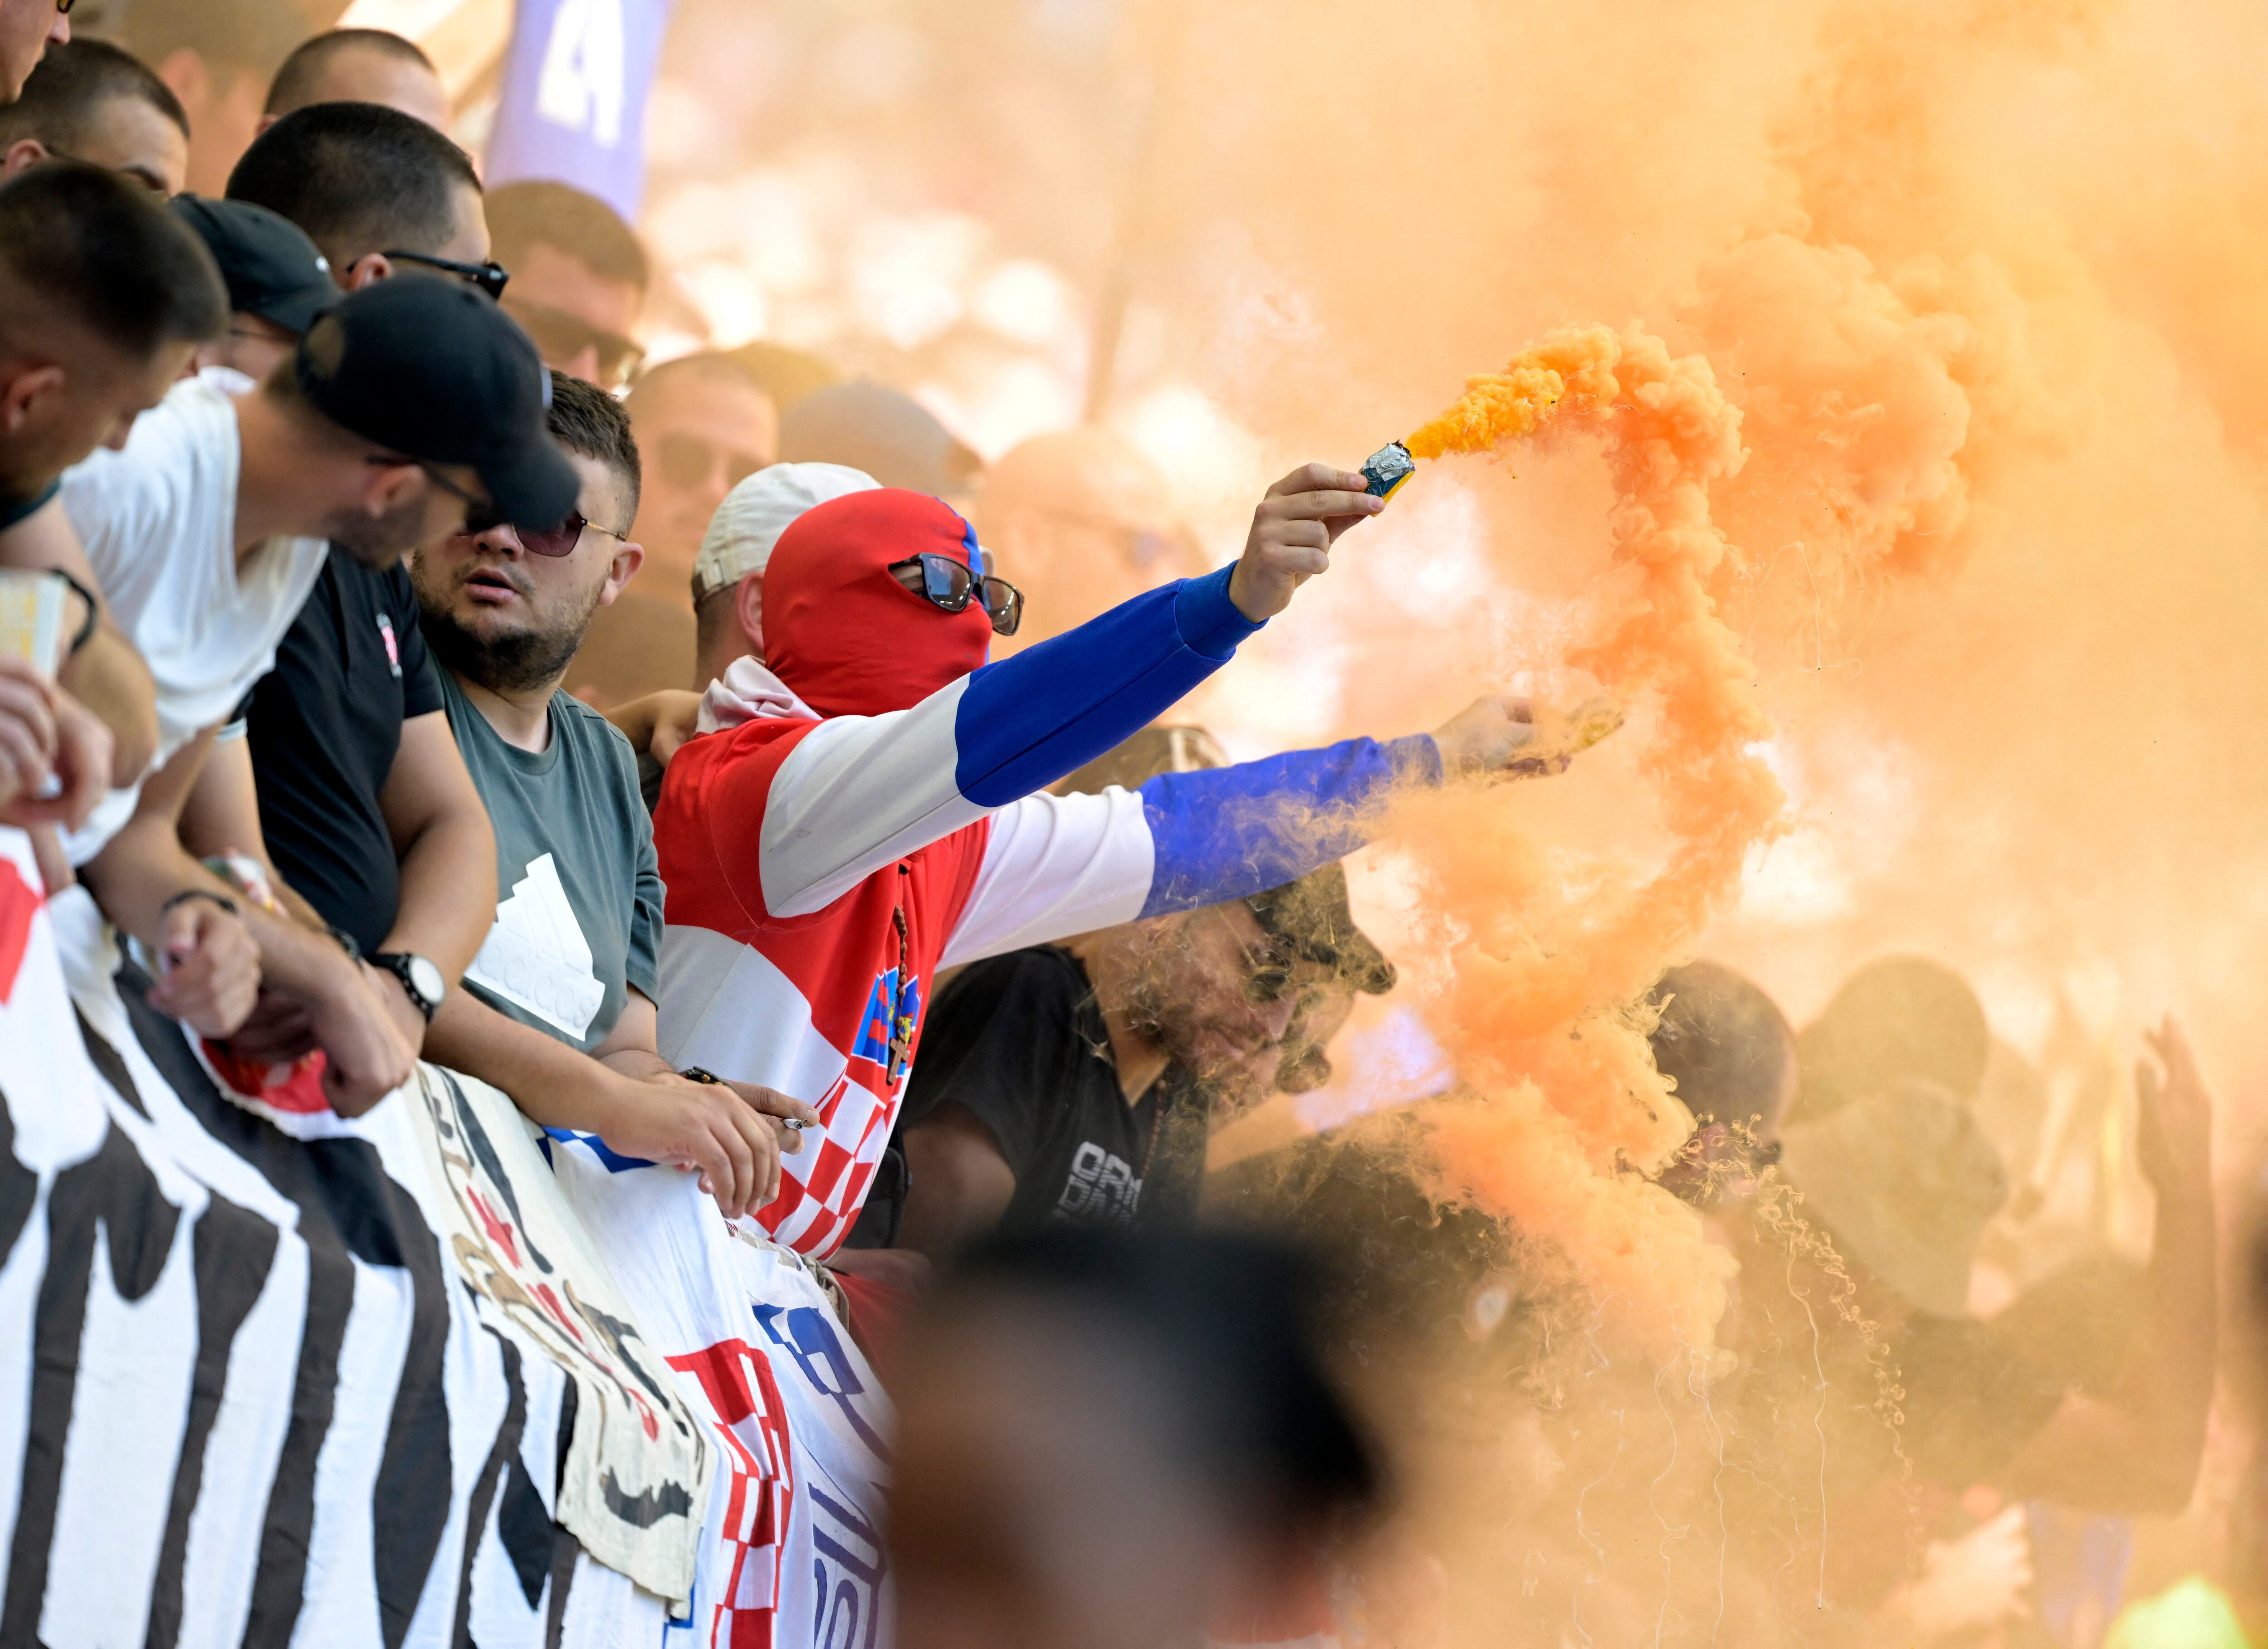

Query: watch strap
[371,951,440,1021]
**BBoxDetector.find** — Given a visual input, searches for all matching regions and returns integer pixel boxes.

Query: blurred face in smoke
[1085,902,1333,1108]
[411,452,643,692]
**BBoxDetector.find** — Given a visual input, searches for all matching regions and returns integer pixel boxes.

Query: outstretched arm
[693,465,1381,922]
[1997,1016,2215,1513]
[942,694,1575,965]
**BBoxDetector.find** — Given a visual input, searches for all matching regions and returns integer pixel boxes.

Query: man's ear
[1,139,50,179]
[0,362,64,437]
[338,253,392,291]
[155,48,210,116]
[599,539,646,607]
[734,570,765,659]
[359,459,423,518]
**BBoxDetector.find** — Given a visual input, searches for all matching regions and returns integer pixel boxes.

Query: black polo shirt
[240,555,443,953]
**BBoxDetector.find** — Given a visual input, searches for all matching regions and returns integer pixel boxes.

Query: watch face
[407,955,446,1006]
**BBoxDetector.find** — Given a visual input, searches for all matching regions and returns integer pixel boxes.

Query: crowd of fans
[0,6,2240,1648]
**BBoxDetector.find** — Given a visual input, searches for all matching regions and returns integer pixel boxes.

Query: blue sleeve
[1136,733,1443,916]
[952,566,1263,807]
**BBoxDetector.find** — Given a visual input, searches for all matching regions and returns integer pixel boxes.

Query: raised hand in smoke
[1227,463,1384,622]
[2136,1014,2211,1196]
[1431,692,1625,779]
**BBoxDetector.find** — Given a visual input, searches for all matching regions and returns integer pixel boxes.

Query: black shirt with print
[899,946,1211,1236]
[241,556,443,954]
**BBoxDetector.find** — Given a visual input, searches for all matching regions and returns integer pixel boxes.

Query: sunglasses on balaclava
[890,552,1024,637]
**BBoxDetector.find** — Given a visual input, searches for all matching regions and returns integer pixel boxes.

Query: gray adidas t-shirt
[439,668,663,1054]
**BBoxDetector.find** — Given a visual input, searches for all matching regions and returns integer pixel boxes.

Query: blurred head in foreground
[893,1227,1383,1649]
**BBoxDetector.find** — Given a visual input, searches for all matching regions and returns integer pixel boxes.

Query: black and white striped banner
[0,829,893,1649]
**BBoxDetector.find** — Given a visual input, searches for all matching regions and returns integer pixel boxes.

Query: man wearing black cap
[874,721,1402,1259]
[64,276,577,1115]
[170,193,338,385]
[884,858,1395,1258]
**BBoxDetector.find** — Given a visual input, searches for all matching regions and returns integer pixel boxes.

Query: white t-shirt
[59,376,327,862]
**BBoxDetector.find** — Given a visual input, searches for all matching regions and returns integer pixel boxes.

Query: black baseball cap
[294,277,580,530]
[169,195,338,336]
[1247,862,1396,996]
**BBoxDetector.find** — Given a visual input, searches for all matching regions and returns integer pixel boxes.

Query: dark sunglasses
[502,296,646,387]
[385,249,510,301]
[461,507,627,557]
[655,430,766,493]
[54,0,72,12]
[890,553,1023,637]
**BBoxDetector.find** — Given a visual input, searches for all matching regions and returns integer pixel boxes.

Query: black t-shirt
[899,946,1211,1236]
[241,555,443,953]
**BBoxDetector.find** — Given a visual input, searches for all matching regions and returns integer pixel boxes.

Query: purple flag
[485,0,675,221]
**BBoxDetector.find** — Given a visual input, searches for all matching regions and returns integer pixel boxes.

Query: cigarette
[779,1117,808,1132]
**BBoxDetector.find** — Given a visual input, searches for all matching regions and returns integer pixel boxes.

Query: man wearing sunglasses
[485,180,649,391]
[64,277,577,1117]
[225,100,491,297]
[407,375,817,1220]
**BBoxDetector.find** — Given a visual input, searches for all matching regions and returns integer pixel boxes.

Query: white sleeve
[939,787,1157,966]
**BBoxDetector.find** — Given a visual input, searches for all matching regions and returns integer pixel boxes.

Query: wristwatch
[371,951,447,1022]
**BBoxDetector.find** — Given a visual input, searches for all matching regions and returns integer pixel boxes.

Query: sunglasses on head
[460,507,626,557]
[502,296,646,387]
[385,249,510,302]
[890,553,1023,637]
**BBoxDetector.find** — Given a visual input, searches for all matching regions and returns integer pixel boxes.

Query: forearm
[2002,1195,2216,1510]
[1135,732,1441,914]
[381,810,497,981]
[58,624,157,786]
[79,816,231,946]
[423,989,626,1133]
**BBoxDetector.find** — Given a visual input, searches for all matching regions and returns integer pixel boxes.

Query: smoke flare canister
[1361,440,1417,501]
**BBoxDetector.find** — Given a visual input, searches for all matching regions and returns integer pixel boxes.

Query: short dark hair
[121,0,307,85]
[226,101,479,270]
[0,161,225,359]
[264,28,436,117]
[545,373,641,524]
[1647,960,1797,1131]
[0,39,189,152]
[485,180,648,291]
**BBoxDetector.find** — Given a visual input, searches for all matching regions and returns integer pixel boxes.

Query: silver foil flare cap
[1361,440,1416,501]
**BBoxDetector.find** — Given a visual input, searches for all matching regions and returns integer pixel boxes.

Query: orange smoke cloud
[1381,326,1783,1357]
